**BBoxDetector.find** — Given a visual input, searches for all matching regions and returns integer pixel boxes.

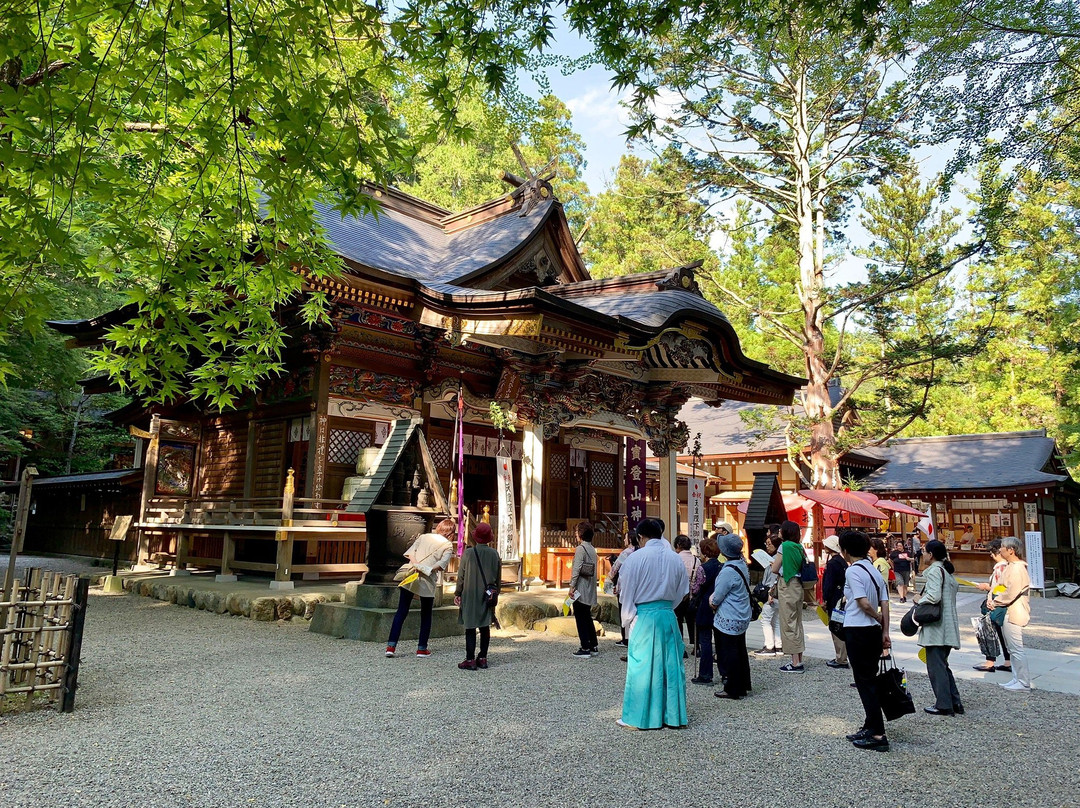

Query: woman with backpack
[455,522,501,671]
[710,533,753,700]
[917,540,963,715]
[568,521,599,659]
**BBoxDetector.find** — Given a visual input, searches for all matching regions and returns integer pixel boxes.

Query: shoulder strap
[735,565,752,597]
[474,546,490,590]
[853,559,883,603]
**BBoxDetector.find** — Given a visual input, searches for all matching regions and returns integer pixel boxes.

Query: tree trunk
[65,396,86,474]
[793,64,839,489]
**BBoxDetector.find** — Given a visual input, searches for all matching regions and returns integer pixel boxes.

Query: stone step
[309,602,461,642]
[343,581,450,608]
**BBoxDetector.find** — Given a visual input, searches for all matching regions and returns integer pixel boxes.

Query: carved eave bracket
[655,261,704,296]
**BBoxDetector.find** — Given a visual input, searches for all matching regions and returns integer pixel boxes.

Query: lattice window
[328,429,370,464]
[430,439,451,469]
[590,459,615,489]
[549,451,568,480]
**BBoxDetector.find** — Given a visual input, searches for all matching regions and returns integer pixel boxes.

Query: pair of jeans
[924,645,961,710]
[573,600,598,651]
[759,601,781,650]
[674,599,696,646]
[387,589,434,650]
[1000,620,1029,686]
[993,620,1011,661]
[465,626,490,660]
[715,630,751,698]
[831,631,849,664]
[696,621,714,680]
[845,624,886,736]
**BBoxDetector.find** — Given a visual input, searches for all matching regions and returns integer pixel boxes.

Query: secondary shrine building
[40,177,801,585]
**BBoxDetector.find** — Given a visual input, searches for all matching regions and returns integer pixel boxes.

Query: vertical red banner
[624,437,647,526]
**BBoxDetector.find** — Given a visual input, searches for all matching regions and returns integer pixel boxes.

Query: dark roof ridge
[886,429,1049,445]
[440,194,518,232]
[550,261,705,299]
[364,184,452,221]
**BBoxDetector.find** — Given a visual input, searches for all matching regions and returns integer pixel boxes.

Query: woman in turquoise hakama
[621,600,688,729]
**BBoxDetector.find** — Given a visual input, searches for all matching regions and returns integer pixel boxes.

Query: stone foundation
[121,577,342,621]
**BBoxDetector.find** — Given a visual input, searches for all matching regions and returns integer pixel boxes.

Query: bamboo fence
[0,568,89,712]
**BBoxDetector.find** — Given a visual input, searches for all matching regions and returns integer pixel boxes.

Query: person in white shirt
[616,517,689,730]
[840,531,892,752]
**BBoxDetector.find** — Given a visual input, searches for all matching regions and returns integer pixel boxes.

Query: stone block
[101,575,124,594]
[215,574,238,583]
[250,597,277,622]
[533,615,604,637]
[344,582,445,608]
[309,603,462,642]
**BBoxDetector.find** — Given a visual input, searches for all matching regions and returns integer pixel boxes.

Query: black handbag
[911,600,942,625]
[876,657,916,721]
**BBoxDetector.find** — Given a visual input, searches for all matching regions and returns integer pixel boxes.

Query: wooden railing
[0,568,89,712]
[136,471,369,587]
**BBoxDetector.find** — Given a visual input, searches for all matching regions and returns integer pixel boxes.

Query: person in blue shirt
[710,533,753,700]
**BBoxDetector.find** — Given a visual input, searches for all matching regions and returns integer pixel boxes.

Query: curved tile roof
[862,431,1067,492]
[314,197,552,283]
[552,288,730,329]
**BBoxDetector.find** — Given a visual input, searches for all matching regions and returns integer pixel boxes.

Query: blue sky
[517,25,976,287]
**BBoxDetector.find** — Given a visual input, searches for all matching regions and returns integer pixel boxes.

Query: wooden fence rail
[0,568,89,712]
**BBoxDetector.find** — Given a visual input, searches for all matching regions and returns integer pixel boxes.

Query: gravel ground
[0,553,112,579]
[3,591,1079,808]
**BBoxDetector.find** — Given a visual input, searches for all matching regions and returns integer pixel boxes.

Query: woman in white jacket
[385,518,455,659]
[993,536,1032,691]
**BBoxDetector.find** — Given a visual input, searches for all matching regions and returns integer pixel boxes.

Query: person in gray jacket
[568,521,599,658]
[917,540,963,715]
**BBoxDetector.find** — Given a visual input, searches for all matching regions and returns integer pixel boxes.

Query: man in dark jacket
[821,535,849,669]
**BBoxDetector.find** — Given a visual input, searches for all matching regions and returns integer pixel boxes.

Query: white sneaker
[1000,680,1031,691]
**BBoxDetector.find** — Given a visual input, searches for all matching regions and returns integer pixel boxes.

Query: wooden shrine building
[36,176,801,587]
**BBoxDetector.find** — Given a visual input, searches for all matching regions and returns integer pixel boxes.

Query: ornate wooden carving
[328,367,419,405]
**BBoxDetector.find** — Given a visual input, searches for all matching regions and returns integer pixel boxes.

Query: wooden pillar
[216,530,237,583]
[136,414,162,566]
[171,501,192,576]
[519,421,544,580]
[271,470,296,590]
[659,449,678,541]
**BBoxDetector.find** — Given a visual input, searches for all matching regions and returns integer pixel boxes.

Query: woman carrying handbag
[916,540,963,716]
[568,521,599,658]
[455,523,502,671]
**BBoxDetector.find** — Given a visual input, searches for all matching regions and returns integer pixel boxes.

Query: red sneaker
[385,646,396,658]
[476,658,488,669]
[416,649,432,659]
[458,659,477,671]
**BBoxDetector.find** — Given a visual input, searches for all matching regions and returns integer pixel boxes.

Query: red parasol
[873,499,926,517]
[797,489,888,520]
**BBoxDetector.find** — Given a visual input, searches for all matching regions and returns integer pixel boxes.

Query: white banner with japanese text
[496,455,518,560]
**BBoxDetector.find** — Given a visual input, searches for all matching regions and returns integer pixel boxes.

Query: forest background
[1,0,1077,487]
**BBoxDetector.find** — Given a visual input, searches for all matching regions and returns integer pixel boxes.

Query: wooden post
[136,414,162,565]
[659,450,678,540]
[272,470,296,590]
[60,576,90,713]
[173,501,191,575]
[2,465,37,609]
